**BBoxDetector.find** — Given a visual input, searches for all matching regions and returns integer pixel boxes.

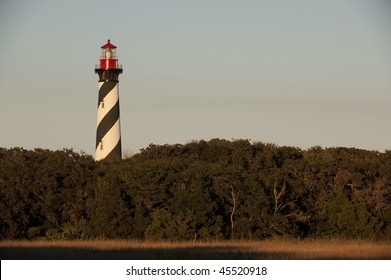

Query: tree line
[1,139,390,240]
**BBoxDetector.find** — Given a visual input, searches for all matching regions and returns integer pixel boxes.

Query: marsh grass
[1,239,390,260]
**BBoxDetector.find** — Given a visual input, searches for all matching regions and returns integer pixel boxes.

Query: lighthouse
[94,39,123,160]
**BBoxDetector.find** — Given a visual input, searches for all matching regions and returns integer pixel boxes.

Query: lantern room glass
[101,48,117,59]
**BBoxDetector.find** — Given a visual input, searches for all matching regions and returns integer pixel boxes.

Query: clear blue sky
[1,0,390,155]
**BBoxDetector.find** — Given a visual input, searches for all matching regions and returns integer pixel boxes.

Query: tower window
[101,99,105,109]
[100,141,104,151]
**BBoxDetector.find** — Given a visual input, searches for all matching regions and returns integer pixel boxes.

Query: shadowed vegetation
[0,139,391,242]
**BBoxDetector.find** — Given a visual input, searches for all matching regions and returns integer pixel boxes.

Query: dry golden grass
[1,239,390,260]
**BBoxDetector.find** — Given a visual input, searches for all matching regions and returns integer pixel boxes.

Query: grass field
[1,239,390,260]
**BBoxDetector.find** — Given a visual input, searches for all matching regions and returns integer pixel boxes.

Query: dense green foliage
[1,139,390,240]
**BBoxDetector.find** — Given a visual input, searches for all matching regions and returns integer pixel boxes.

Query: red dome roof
[100,39,117,49]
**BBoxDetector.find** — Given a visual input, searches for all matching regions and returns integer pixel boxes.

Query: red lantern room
[95,39,122,82]
[98,39,120,69]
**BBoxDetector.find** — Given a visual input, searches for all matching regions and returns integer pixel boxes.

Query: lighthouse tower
[94,39,123,160]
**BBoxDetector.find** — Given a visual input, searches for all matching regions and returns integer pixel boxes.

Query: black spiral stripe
[95,99,120,149]
[105,140,122,160]
[98,81,117,106]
